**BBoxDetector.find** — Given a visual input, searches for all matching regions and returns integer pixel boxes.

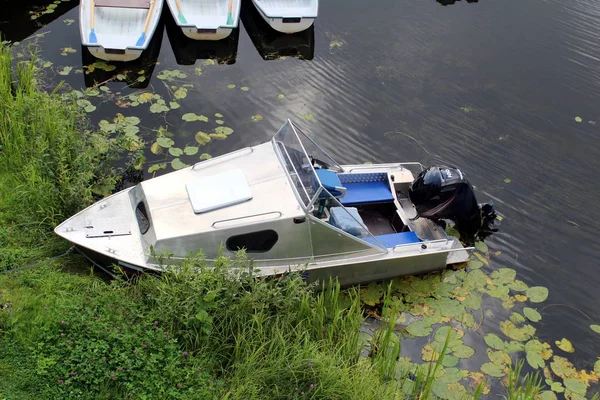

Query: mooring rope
[0,246,76,275]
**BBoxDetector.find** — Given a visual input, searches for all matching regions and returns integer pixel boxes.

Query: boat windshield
[273,120,342,207]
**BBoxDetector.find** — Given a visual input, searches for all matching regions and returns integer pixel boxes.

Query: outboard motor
[408,166,498,241]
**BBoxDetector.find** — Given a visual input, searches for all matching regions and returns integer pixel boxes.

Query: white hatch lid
[186,169,252,213]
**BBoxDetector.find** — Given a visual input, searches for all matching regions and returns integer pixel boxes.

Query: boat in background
[165,10,239,65]
[81,16,164,88]
[55,120,498,286]
[165,0,241,40]
[80,0,164,62]
[241,0,313,60]
[250,0,317,34]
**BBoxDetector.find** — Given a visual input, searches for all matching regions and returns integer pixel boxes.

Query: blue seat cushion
[363,231,421,248]
[314,169,346,198]
[339,181,394,205]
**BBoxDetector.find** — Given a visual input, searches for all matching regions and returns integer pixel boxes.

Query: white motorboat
[55,120,497,286]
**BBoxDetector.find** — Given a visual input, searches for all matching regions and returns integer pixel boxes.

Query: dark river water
[3,0,600,394]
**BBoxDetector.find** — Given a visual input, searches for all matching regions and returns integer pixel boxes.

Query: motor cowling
[408,166,497,240]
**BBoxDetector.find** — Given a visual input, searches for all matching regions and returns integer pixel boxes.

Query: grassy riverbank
[0,43,547,399]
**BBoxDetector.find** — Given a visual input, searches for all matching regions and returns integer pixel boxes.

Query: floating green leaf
[487,349,511,366]
[215,113,223,118]
[474,241,488,254]
[278,93,285,100]
[58,66,72,75]
[590,324,600,334]
[195,131,211,146]
[63,18,74,25]
[491,268,516,285]
[540,392,557,400]
[150,103,170,113]
[182,113,208,122]
[85,88,100,97]
[361,282,383,306]
[484,333,504,350]
[463,293,481,310]
[504,178,512,184]
[199,153,212,160]
[500,321,535,342]
[525,286,548,303]
[215,126,234,136]
[523,307,542,322]
[184,146,198,156]
[174,87,187,99]
[170,101,180,109]
[215,120,224,125]
[42,61,53,68]
[240,86,249,91]
[150,142,162,154]
[156,137,174,148]
[555,338,574,353]
[575,116,583,123]
[297,112,314,121]
[148,163,166,174]
[123,125,139,136]
[549,381,564,393]
[504,341,525,353]
[87,61,116,72]
[405,320,433,337]
[60,47,76,56]
[526,350,545,369]
[563,379,586,395]
[452,344,475,359]
[330,39,343,48]
[251,114,263,122]
[508,280,528,292]
[467,259,483,270]
[509,312,526,325]
[171,158,186,170]
[227,84,236,89]
[157,69,187,81]
[480,362,505,377]
[168,147,183,157]
[209,133,227,140]
[194,67,202,76]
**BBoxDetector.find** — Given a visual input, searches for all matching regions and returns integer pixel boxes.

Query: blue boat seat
[337,173,394,205]
[329,207,369,237]
[314,169,346,198]
[363,231,421,248]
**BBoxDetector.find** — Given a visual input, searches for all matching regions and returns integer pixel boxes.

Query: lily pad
[563,379,586,395]
[504,178,512,184]
[575,116,583,123]
[184,146,199,155]
[550,356,577,379]
[491,268,516,285]
[474,241,488,254]
[215,113,223,118]
[240,86,249,91]
[484,334,504,350]
[525,286,549,303]
[195,131,211,146]
[150,103,170,113]
[199,153,212,160]
[174,87,187,99]
[215,126,234,136]
[526,351,545,369]
[523,307,542,322]
[405,320,433,337]
[508,279,528,292]
[215,120,224,125]
[361,282,383,306]
[452,344,475,359]
[480,362,505,377]
[156,137,174,148]
[168,147,184,157]
[278,94,285,99]
[555,338,574,353]
[500,321,535,342]
[170,101,180,109]
[509,312,526,325]
[251,114,263,122]
[170,158,187,170]
[467,259,484,270]
[58,66,72,75]
[540,392,557,400]
[148,163,166,174]
[590,324,600,334]
[150,142,162,154]
[227,84,236,89]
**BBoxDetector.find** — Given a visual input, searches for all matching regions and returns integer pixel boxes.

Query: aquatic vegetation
[575,116,583,123]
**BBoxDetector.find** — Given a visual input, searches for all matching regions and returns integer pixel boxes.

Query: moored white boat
[55,120,497,286]
[251,0,318,34]
[165,0,241,40]
[80,0,164,62]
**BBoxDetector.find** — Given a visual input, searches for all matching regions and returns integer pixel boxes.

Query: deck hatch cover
[186,169,252,214]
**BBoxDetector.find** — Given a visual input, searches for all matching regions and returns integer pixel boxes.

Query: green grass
[0,42,547,400]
